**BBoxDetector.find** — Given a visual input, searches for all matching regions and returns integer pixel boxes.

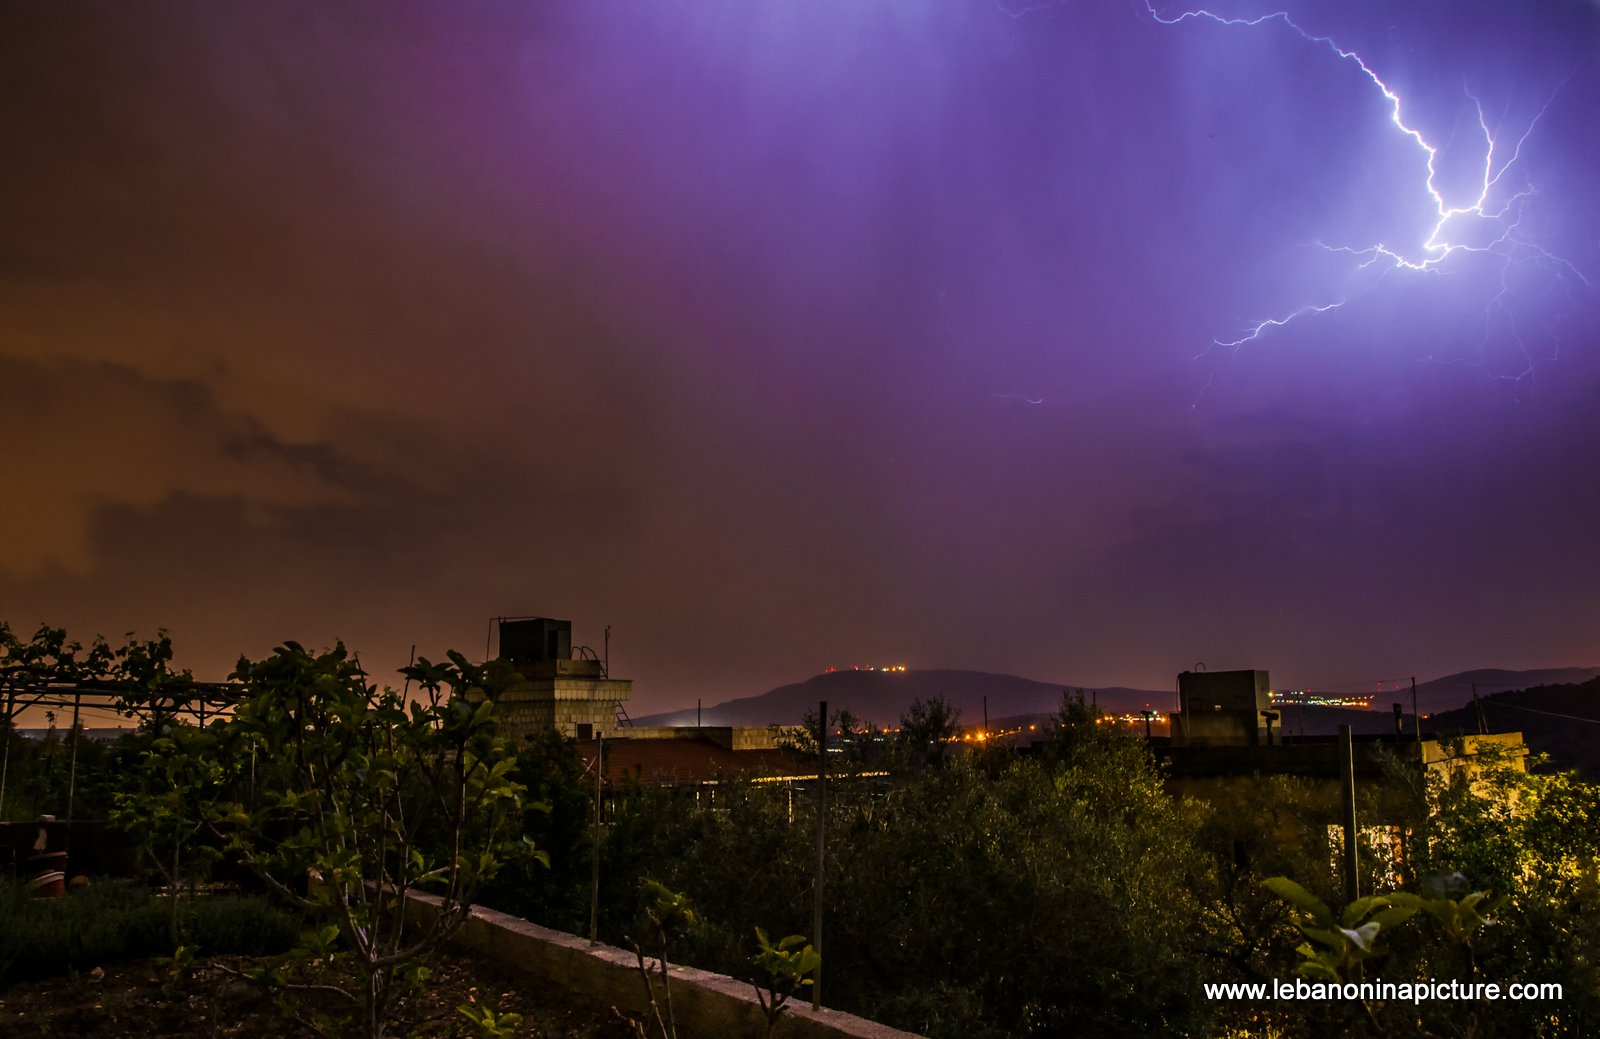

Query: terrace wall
[406,893,925,1039]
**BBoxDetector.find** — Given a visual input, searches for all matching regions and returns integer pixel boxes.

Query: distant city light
[1270,690,1374,709]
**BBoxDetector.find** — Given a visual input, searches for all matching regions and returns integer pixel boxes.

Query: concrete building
[490,618,633,742]
[1161,667,1526,813]
[1172,668,1272,746]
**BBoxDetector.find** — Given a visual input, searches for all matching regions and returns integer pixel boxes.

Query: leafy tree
[479,728,596,933]
[596,743,1214,1039]
[783,706,892,772]
[894,696,960,770]
[118,641,537,1039]
[111,723,230,943]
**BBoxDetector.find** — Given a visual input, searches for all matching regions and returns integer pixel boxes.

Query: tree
[894,696,960,770]
[129,641,537,1039]
[782,706,891,772]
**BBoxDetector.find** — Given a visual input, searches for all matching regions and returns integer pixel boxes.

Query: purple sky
[4,1,1598,714]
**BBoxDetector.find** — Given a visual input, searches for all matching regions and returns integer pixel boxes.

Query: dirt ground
[0,952,638,1039]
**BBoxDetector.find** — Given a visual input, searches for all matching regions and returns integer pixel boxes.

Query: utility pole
[0,689,14,820]
[813,699,827,1010]
[66,691,83,823]
[590,733,603,945]
[1339,724,1359,904]
[1411,677,1420,740]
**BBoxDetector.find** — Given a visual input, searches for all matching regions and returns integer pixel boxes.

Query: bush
[0,882,297,985]
[187,895,300,959]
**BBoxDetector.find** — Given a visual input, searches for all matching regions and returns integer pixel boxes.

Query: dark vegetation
[0,880,297,983]
[1428,677,1600,777]
[4,621,1600,1038]
[0,950,632,1039]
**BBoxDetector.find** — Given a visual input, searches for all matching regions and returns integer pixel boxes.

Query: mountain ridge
[631,665,1600,730]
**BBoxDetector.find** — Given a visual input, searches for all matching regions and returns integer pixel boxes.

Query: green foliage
[784,707,893,771]
[751,928,819,1038]
[480,729,593,933]
[587,734,1210,1039]
[457,1001,524,1038]
[1262,877,1419,982]
[102,640,538,1039]
[893,696,960,770]
[0,622,210,823]
[0,882,297,985]
[624,880,697,1039]
[111,723,232,943]
[1,623,109,819]
[1037,689,1108,763]
[638,877,695,937]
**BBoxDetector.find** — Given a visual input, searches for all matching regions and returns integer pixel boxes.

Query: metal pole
[1339,723,1359,904]
[813,699,826,1010]
[1411,677,1419,740]
[66,691,82,822]
[0,689,14,820]
[590,733,603,945]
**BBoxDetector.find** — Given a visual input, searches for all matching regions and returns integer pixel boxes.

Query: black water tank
[499,618,571,664]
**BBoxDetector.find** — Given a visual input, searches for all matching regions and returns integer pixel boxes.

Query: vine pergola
[0,681,241,822]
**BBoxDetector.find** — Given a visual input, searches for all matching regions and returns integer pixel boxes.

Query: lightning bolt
[1144,2,1587,392]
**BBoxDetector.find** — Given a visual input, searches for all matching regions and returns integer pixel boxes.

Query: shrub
[0,882,297,985]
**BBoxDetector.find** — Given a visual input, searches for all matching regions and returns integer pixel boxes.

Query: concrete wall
[495,675,634,741]
[407,893,925,1039]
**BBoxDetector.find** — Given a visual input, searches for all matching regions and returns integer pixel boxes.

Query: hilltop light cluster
[1270,690,1375,709]
[822,664,909,673]
[1099,712,1169,724]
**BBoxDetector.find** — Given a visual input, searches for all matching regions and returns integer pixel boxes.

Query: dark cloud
[3,1,1598,709]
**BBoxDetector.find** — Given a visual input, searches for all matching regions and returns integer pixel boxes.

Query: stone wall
[406,893,925,1039]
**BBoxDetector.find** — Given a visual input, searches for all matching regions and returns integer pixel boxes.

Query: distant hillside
[632,665,1600,735]
[631,669,1170,729]
[1409,667,1600,715]
[1427,678,1600,777]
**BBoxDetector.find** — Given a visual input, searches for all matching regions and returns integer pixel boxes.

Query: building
[490,618,632,742]
[577,726,814,788]
[1166,667,1524,775]
[1161,667,1527,891]
[1162,667,1526,818]
[1172,669,1273,746]
[486,618,814,788]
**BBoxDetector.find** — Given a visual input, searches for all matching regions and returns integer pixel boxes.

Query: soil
[0,953,639,1039]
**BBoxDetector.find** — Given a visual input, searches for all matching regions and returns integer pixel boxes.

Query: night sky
[4,1,1599,715]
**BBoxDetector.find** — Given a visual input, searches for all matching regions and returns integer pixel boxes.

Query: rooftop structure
[1173,668,1272,746]
[490,618,632,743]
